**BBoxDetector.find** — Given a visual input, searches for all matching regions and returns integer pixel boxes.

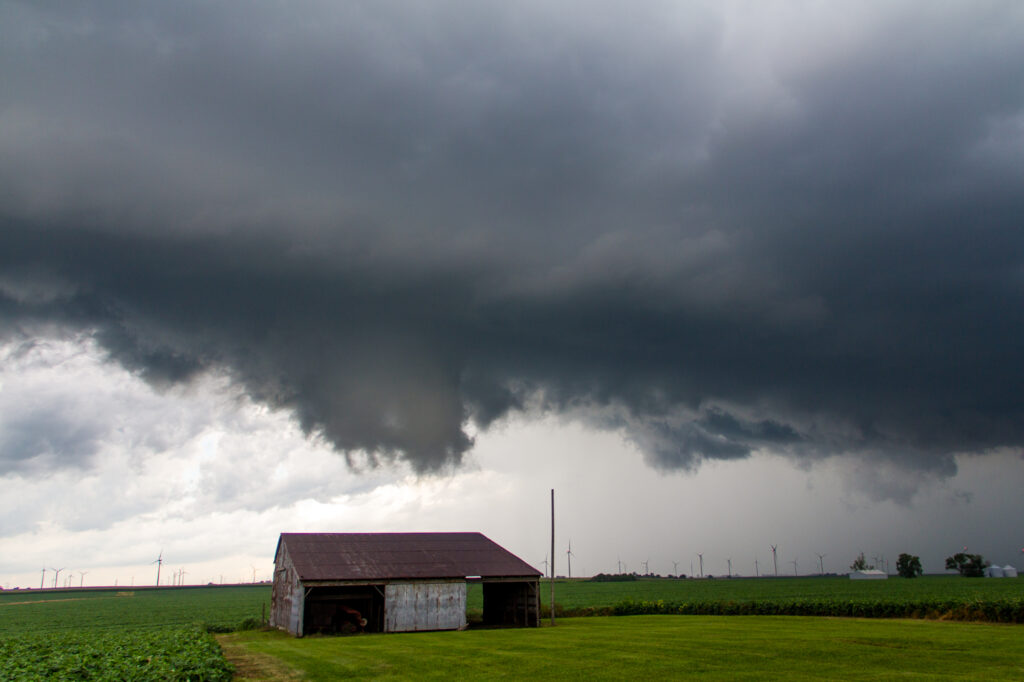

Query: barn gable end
[270,532,541,636]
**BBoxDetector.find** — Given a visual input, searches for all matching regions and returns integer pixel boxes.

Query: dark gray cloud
[2,1,1024,487]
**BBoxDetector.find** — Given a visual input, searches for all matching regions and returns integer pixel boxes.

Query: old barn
[271,532,541,636]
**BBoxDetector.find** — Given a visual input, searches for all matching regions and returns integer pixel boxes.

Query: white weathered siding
[384,582,466,632]
[270,544,307,636]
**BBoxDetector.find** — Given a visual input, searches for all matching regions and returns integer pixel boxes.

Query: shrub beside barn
[271,532,541,636]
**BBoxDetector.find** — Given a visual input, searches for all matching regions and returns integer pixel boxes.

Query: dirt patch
[216,634,304,681]
[0,598,89,606]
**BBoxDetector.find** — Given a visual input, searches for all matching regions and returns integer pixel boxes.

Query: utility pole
[550,489,555,626]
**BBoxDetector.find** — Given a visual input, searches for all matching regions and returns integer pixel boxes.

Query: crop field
[222,615,1024,680]
[0,585,269,681]
[0,585,271,634]
[0,628,233,681]
[469,575,1024,621]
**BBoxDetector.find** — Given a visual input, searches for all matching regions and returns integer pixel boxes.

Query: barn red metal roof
[277,532,542,581]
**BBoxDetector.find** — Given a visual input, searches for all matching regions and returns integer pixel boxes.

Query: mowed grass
[222,615,1024,680]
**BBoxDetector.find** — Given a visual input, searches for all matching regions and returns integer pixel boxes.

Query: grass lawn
[221,615,1024,680]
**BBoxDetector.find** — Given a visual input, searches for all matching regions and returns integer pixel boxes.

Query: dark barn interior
[303,585,385,634]
[482,580,539,627]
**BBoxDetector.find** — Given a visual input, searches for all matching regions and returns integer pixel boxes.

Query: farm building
[849,569,887,580]
[271,532,542,636]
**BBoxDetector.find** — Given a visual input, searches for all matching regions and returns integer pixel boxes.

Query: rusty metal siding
[270,541,306,636]
[384,582,466,632]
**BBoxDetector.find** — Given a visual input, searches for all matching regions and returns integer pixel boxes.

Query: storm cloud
[2,1,1023,487]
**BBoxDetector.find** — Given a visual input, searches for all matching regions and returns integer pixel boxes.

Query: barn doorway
[303,585,385,634]
[481,580,539,627]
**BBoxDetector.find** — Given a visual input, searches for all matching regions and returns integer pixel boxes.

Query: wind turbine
[672,561,680,577]
[641,558,650,575]
[541,554,550,577]
[790,558,799,576]
[770,545,778,576]
[697,553,704,578]
[152,550,163,587]
[79,571,89,588]
[617,556,622,574]
[755,557,759,577]
[40,568,46,590]
[566,541,575,579]
[51,567,65,589]
[726,558,732,577]
[816,553,827,575]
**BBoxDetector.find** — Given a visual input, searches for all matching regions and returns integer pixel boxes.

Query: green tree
[896,553,922,578]
[849,552,873,571]
[945,552,988,577]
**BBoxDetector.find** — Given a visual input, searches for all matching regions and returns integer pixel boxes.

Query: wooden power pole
[550,488,555,626]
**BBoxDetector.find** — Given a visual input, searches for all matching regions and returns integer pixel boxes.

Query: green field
[0,585,271,634]
[470,575,1024,620]
[0,585,270,680]
[3,578,1023,679]
[222,615,1024,680]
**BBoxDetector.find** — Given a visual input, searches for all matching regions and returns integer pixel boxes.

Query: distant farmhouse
[271,532,542,636]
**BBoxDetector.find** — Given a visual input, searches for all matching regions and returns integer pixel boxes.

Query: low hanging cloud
[2,1,1024,488]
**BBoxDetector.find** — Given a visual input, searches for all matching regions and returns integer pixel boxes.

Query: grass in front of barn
[224,615,1024,680]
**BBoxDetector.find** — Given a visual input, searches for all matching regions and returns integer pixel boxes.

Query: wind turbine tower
[770,545,778,576]
[697,553,704,578]
[566,540,574,579]
[816,553,827,575]
[51,567,65,589]
[726,558,732,577]
[153,551,163,587]
[40,568,46,590]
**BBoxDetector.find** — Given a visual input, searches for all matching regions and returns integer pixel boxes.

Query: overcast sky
[2,0,1024,588]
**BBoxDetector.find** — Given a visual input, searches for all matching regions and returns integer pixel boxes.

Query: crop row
[0,627,233,681]
[604,597,1024,622]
